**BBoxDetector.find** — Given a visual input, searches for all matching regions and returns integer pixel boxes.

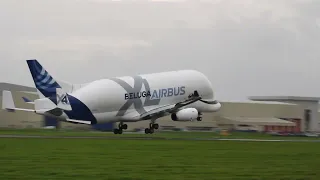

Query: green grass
[0,128,319,140]
[0,138,319,180]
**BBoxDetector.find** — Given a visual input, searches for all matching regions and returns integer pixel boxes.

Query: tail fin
[56,88,72,111]
[26,59,73,101]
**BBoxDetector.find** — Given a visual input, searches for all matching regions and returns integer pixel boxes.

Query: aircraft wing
[137,90,202,120]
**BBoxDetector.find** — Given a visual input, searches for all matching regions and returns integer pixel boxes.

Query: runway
[1,134,320,142]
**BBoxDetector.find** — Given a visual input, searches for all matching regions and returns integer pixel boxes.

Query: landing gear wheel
[122,124,128,130]
[197,117,202,121]
[118,123,128,129]
[145,128,154,134]
[145,128,150,134]
[149,123,159,130]
[113,128,123,134]
[149,128,154,134]
[145,120,158,134]
[153,123,159,129]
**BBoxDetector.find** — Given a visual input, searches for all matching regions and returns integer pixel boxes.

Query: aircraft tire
[153,124,159,129]
[145,128,150,134]
[113,129,123,134]
[122,124,128,130]
[149,128,154,134]
[145,128,155,134]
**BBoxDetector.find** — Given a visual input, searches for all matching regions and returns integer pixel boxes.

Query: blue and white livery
[2,59,221,134]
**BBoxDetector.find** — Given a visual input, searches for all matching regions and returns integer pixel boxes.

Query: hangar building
[249,96,320,132]
[0,83,319,133]
[128,101,303,133]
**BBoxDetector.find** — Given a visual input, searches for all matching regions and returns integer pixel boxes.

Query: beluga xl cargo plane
[2,59,221,134]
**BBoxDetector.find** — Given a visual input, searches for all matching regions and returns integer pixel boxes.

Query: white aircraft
[2,59,221,134]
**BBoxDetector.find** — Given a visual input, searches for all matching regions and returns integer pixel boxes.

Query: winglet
[56,88,72,111]
[2,90,35,112]
[22,97,34,104]
[22,97,31,102]
[2,90,15,110]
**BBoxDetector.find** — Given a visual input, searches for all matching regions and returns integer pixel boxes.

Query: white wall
[278,100,319,132]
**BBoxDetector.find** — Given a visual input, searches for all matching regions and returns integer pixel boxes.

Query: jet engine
[171,108,199,121]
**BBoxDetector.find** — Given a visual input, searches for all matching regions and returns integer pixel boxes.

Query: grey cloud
[1,0,320,101]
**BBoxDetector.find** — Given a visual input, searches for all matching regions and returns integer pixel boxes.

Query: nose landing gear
[197,112,202,121]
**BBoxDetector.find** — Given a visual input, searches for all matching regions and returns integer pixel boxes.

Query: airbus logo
[57,94,69,105]
[125,86,185,100]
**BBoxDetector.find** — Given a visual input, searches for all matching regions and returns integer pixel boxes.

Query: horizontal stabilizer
[34,98,57,113]
[2,91,34,112]
[66,119,91,125]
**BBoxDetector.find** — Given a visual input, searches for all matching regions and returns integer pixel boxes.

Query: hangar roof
[0,83,37,99]
[223,117,296,126]
[249,96,320,102]
[222,100,297,105]
[0,83,36,93]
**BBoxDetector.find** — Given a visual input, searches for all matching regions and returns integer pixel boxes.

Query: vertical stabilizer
[26,59,73,103]
[56,88,72,111]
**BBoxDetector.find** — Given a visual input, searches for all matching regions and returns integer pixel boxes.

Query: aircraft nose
[212,102,221,111]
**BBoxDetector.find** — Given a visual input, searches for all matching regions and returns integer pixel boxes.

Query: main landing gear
[113,122,128,134]
[197,112,202,121]
[145,122,159,134]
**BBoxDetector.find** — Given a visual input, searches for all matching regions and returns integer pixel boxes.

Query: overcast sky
[1,0,320,101]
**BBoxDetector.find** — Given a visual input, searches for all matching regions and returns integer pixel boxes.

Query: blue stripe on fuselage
[65,94,97,124]
[49,94,97,124]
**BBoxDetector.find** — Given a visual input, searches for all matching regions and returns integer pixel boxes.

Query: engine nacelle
[171,108,199,121]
